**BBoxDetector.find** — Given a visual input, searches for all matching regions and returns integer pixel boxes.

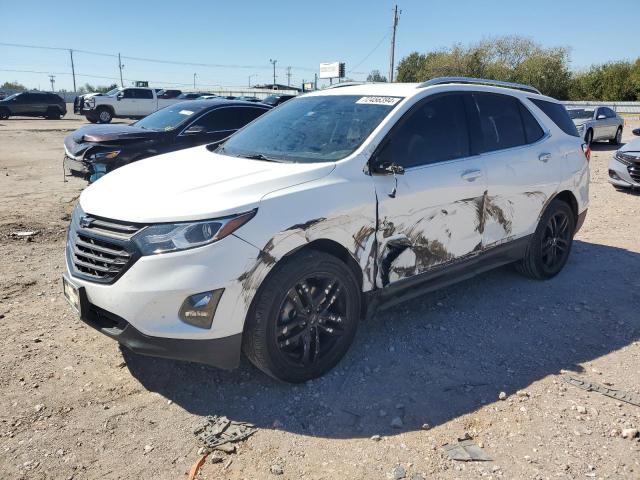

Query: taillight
[582,143,591,162]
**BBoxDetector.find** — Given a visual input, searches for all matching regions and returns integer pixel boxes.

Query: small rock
[371,435,382,441]
[576,405,587,414]
[34,404,45,412]
[390,417,403,428]
[498,391,507,400]
[143,445,154,454]
[516,390,529,397]
[388,465,406,480]
[197,447,207,455]
[421,423,431,430]
[621,428,638,439]
[270,464,284,475]
[210,453,224,464]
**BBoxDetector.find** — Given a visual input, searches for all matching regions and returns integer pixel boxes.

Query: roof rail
[324,81,367,89]
[417,77,541,95]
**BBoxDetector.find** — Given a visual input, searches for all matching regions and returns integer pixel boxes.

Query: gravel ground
[1,113,639,480]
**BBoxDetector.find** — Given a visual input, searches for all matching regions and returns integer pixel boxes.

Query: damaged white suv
[63,77,589,382]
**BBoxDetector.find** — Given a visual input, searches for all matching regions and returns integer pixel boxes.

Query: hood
[64,125,158,158]
[619,137,640,154]
[70,124,157,143]
[79,146,335,223]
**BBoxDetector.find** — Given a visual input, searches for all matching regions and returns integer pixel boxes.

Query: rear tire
[516,199,576,280]
[0,107,10,120]
[96,107,113,123]
[45,107,61,120]
[243,251,360,383]
[610,127,622,145]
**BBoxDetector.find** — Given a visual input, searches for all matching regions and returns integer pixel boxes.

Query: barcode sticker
[356,96,402,106]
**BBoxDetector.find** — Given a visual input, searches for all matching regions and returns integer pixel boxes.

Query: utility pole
[69,49,77,92]
[193,73,197,89]
[49,75,55,92]
[286,66,292,87]
[248,74,257,87]
[314,73,318,90]
[118,53,124,87]
[388,5,400,82]
[269,59,277,89]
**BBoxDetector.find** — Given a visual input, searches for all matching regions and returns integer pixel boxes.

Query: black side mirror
[183,125,205,135]
[116,93,123,101]
[632,127,640,136]
[373,161,405,175]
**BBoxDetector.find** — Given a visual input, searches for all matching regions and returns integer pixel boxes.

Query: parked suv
[62,78,589,382]
[0,91,67,119]
[568,107,624,145]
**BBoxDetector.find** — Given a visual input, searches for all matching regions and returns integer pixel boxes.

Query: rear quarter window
[529,98,579,137]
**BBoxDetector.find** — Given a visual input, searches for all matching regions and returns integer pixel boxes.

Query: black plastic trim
[75,286,241,369]
[575,209,588,235]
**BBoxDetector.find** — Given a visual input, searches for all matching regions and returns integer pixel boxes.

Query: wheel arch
[545,190,579,225]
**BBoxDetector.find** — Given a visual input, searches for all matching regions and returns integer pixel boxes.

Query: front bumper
[69,281,242,368]
[64,154,89,177]
[608,157,640,188]
[65,233,261,367]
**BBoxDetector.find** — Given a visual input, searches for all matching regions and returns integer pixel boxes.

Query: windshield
[219,95,401,163]
[568,109,594,120]
[133,104,206,131]
[105,88,120,97]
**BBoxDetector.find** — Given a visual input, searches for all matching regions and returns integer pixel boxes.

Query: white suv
[63,77,590,382]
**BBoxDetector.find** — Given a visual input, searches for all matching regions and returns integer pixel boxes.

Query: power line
[348,31,390,74]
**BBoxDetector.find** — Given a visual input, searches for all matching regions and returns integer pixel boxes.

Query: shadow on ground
[123,240,640,439]
[590,142,623,152]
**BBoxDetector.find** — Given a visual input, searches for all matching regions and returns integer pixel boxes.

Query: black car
[0,91,67,119]
[633,127,640,136]
[261,94,296,107]
[63,99,271,183]
[157,89,182,99]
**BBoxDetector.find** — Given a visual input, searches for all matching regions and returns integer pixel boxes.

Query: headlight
[133,210,256,255]
[88,150,120,160]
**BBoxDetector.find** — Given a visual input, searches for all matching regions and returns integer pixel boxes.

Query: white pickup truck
[74,87,184,123]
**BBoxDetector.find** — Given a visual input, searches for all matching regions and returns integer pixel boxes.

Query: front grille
[67,211,145,284]
[628,165,640,183]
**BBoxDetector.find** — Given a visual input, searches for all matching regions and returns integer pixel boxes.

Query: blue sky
[1,0,638,91]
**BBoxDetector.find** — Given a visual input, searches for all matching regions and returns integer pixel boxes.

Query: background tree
[1,81,27,92]
[366,70,388,82]
[78,83,118,94]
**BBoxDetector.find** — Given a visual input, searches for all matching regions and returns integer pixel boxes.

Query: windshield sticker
[356,96,402,106]
[179,110,194,116]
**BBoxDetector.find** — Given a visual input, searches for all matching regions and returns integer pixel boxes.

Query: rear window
[529,98,579,137]
[474,93,527,152]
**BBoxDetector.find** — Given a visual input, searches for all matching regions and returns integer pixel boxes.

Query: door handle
[538,153,551,163]
[461,170,482,182]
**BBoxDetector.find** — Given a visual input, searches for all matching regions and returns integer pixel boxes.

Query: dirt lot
[1,111,639,480]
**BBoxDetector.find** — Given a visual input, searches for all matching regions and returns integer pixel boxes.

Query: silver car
[568,107,624,145]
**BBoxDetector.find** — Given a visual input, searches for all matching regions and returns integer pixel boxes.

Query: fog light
[178,289,224,329]
[609,170,621,180]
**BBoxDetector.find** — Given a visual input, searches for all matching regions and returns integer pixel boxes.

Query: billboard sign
[319,62,340,79]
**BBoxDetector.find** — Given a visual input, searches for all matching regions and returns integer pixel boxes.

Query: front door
[371,92,487,287]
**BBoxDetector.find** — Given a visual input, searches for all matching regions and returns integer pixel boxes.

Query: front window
[133,104,206,131]
[568,109,594,120]
[218,95,402,163]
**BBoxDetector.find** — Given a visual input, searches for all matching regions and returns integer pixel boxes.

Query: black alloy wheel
[540,210,571,275]
[275,274,347,368]
[243,250,360,383]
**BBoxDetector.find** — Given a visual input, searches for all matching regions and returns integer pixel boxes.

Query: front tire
[610,127,622,145]
[516,199,576,280]
[584,128,593,146]
[243,251,360,383]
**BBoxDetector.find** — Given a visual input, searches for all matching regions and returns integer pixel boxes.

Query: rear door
[593,108,608,140]
[474,92,559,247]
[372,92,487,287]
